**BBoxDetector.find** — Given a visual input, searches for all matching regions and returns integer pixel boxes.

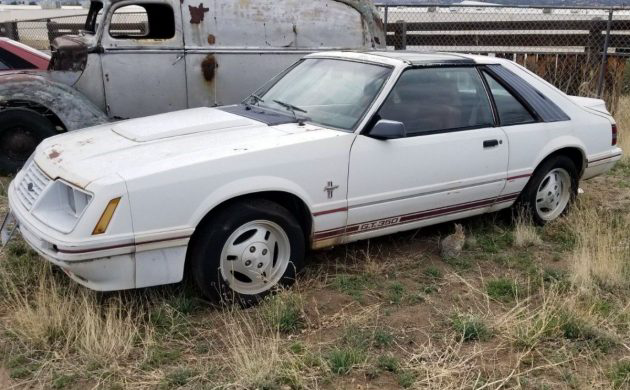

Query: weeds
[451,314,492,341]
[486,278,520,302]
[327,347,365,375]
[569,204,630,291]
[610,361,630,389]
[260,290,305,333]
[513,213,542,248]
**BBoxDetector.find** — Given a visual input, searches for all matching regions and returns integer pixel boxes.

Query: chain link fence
[376,3,630,113]
[2,4,630,112]
[0,11,147,50]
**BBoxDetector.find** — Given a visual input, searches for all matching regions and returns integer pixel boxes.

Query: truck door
[100,1,187,119]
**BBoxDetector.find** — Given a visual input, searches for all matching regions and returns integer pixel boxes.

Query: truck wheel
[0,108,57,174]
[190,199,305,306]
[517,155,578,225]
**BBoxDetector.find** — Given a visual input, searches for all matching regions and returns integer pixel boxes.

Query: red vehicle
[0,38,49,71]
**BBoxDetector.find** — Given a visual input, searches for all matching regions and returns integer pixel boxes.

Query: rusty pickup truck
[0,0,384,173]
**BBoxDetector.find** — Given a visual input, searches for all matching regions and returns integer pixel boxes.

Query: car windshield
[254,58,392,130]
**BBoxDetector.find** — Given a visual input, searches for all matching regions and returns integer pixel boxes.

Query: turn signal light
[92,197,121,235]
[612,124,618,146]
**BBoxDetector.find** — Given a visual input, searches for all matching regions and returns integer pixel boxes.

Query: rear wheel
[517,155,579,225]
[189,199,305,305]
[0,108,57,174]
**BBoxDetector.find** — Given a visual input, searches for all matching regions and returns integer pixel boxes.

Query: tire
[0,108,57,174]
[517,155,579,225]
[189,199,305,305]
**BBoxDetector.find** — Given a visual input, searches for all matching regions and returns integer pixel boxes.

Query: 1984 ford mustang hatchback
[2,51,623,303]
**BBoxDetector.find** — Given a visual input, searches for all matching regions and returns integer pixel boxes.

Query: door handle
[483,139,500,148]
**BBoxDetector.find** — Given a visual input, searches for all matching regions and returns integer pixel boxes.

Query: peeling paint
[48,149,61,159]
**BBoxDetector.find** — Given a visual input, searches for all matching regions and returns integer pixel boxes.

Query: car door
[346,66,509,241]
[100,1,187,119]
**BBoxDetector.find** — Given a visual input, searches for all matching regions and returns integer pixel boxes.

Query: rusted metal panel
[188,3,209,24]
[182,0,384,49]
[48,35,88,72]
[0,73,107,130]
[183,0,384,108]
[0,0,385,129]
[200,54,217,82]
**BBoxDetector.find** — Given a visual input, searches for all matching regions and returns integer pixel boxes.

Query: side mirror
[369,119,406,140]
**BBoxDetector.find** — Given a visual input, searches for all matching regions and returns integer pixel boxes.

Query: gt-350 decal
[313,192,521,242]
[358,217,401,231]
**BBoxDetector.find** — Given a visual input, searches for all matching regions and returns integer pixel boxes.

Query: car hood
[33,107,342,188]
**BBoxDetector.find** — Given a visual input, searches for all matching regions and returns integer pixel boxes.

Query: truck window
[109,4,175,40]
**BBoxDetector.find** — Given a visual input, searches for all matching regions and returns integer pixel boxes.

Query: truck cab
[0,0,384,173]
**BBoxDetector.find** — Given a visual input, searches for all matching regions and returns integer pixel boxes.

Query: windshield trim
[249,58,394,133]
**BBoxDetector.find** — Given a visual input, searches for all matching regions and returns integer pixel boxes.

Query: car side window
[0,48,36,70]
[109,4,175,40]
[377,67,494,137]
[483,72,536,126]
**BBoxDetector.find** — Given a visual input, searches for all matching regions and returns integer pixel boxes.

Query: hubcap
[219,220,291,295]
[535,168,571,221]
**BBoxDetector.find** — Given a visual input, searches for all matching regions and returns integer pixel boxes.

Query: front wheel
[517,155,579,225]
[189,199,305,305]
[0,108,57,174]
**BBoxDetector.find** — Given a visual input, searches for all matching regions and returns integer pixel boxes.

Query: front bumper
[8,177,137,291]
[8,175,189,292]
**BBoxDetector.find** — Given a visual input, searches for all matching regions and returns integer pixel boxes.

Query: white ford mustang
[2,51,622,303]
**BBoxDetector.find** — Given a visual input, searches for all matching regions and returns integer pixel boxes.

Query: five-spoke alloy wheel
[190,199,305,305]
[518,155,579,225]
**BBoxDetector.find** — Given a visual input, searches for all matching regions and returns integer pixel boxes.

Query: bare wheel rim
[219,220,291,295]
[535,168,572,221]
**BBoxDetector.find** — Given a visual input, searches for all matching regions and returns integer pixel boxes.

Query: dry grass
[615,96,630,162]
[513,214,542,248]
[568,203,630,292]
[0,255,153,379]
[219,308,300,388]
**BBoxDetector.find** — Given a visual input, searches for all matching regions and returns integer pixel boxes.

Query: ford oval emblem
[27,183,34,192]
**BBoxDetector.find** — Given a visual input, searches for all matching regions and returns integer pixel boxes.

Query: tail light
[612,124,618,146]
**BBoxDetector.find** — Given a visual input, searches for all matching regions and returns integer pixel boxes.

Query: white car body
[6,51,623,291]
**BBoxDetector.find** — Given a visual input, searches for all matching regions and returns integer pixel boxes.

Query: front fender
[0,72,107,130]
[190,175,313,228]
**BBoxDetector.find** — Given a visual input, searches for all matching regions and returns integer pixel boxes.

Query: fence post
[2,22,19,41]
[596,9,613,98]
[46,19,57,47]
[383,5,388,38]
[394,20,406,50]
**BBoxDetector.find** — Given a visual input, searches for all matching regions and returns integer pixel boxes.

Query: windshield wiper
[273,99,308,124]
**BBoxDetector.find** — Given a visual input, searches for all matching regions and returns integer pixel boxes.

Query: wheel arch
[534,145,587,178]
[0,73,107,131]
[1,100,66,131]
[184,189,314,274]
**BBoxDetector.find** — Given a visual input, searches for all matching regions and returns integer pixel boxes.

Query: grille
[16,162,51,211]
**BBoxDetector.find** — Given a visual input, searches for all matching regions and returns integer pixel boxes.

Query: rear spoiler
[569,96,610,115]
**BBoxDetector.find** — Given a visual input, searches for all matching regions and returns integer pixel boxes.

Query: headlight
[63,184,91,217]
[31,180,93,233]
